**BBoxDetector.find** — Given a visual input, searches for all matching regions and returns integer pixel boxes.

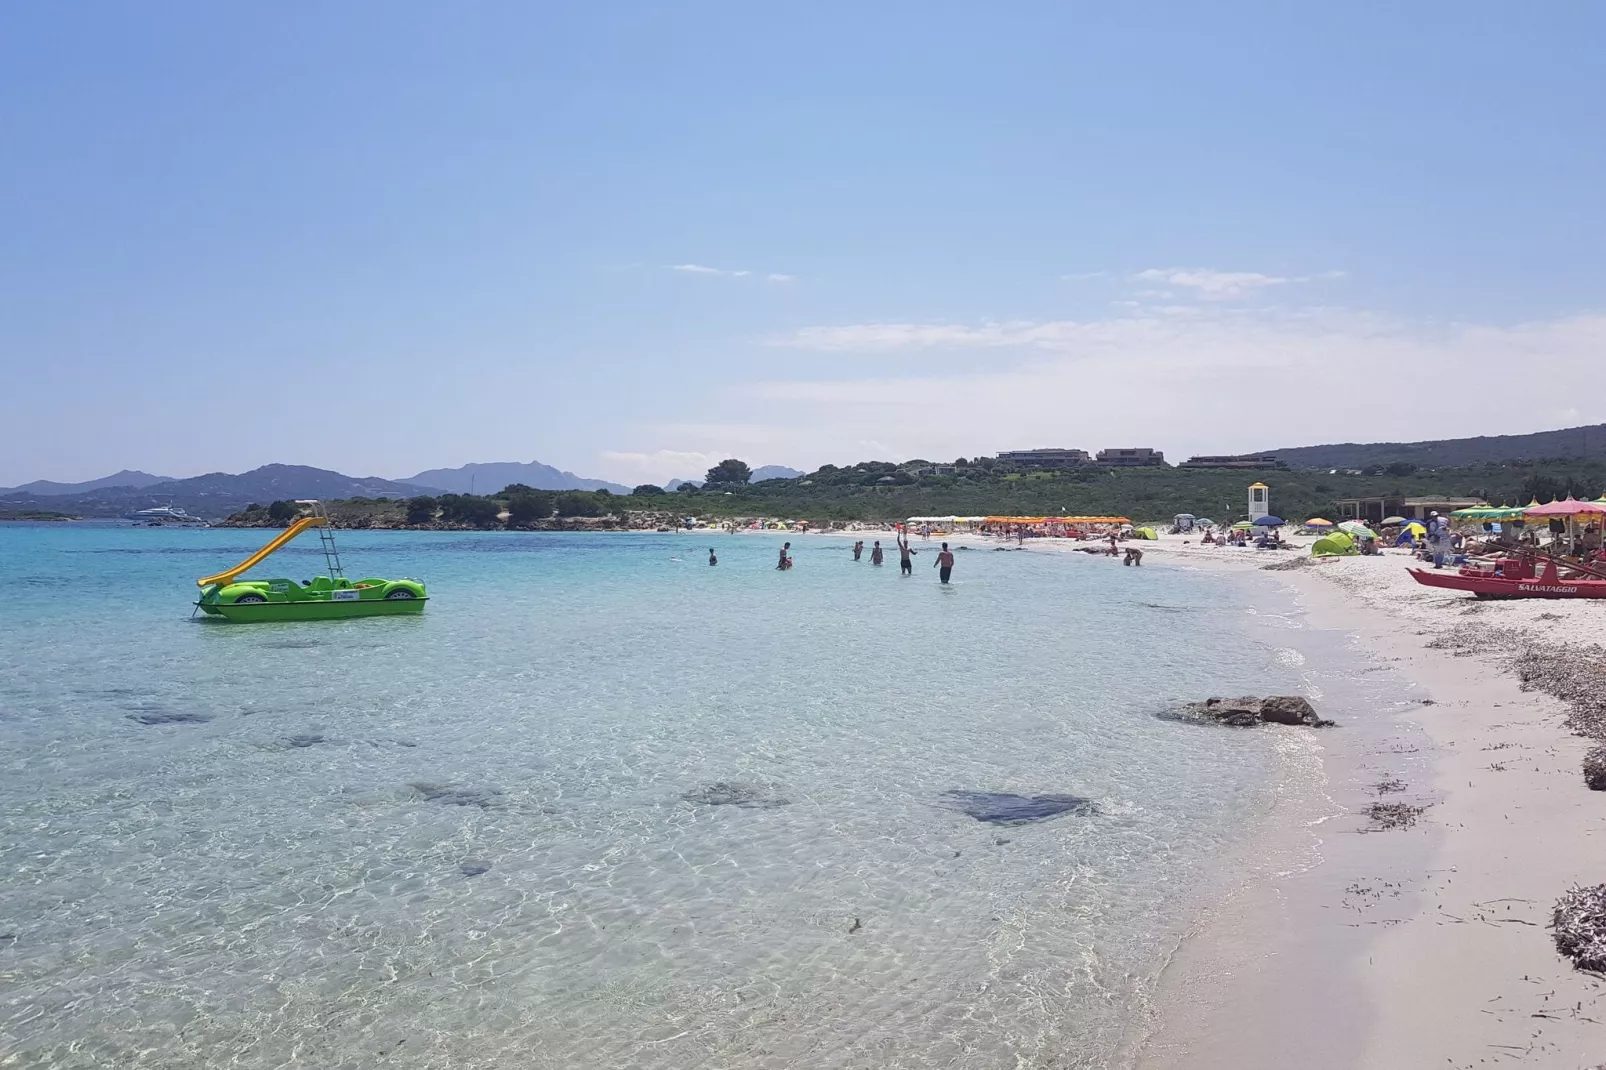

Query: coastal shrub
[506,492,555,526]
[405,496,438,525]
[554,491,605,518]
[267,500,296,523]
[437,494,501,528]
[632,484,664,496]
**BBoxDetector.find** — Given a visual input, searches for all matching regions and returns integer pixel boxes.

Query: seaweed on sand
[1550,884,1606,973]
[1366,802,1425,830]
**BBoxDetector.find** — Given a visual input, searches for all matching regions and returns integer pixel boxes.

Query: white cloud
[712,309,1606,468]
[774,320,1088,351]
[669,264,793,280]
[1132,267,1298,299]
[599,449,723,484]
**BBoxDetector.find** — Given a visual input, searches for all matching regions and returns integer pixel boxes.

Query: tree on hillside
[267,500,296,523]
[704,459,752,485]
[405,496,438,525]
[500,483,537,496]
[506,491,555,526]
[632,484,664,496]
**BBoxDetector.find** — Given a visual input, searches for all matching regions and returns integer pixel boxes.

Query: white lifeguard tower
[1248,482,1270,522]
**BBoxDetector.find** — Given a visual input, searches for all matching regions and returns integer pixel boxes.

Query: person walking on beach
[897,530,915,575]
[853,540,864,562]
[777,542,792,570]
[935,542,955,584]
[870,540,884,566]
[708,548,717,566]
[1427,511,1449,569]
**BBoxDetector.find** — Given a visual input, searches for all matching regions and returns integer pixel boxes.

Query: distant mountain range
[751,465,803,482]
[402,460,630,495]
[0,465,433,519]
[1268,424,1606,470]
[0,469,175,496]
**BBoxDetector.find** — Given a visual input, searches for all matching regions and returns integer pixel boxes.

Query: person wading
[870,540,884,566]
[935,542,955,584]
[898,530,915,576]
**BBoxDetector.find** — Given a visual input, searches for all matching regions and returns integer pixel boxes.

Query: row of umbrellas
[1453,497,1606,520]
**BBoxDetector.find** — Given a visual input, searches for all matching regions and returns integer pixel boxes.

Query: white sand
[1111,535,1606,1067]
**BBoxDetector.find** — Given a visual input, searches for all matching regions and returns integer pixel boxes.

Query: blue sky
[2,2,1603,486]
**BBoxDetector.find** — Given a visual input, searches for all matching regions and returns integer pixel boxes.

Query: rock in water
[1551,884,1606,972]
[940,791,1098,825]
[1584,745,1606,791]
[1258,696,1319,725]
[1171,695,1330,727]
[459,861,491,877]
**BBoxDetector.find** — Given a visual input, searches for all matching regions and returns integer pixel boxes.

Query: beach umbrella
[1304,518,1333,527]
[1526,497,1606,517]
[1337,521,1372,538]
[1252,515,1284,527]
[1195,518,1217,527]
[1381,515,1410,525]
[1231,521,1254,530]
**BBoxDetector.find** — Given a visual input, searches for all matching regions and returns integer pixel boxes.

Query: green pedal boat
[194,501,426,622]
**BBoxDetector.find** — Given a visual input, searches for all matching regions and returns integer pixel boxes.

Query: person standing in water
[708,548,717,566]
[777,542,792,570]
[870,540,884,566]
[897,530,915,576]
[935,542,955,584]
[853,540,864,561]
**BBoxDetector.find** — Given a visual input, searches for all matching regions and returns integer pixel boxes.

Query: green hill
[1268,424,1606,471]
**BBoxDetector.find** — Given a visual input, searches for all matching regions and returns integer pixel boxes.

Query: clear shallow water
[0,526,1304,1069]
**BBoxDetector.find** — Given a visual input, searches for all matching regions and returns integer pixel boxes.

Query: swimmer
[853,540,864,562]
[708,548,717,566]
[870,540,884,566]
[777,542,792,570]
[935,541,954,584]
[898,529,915,575]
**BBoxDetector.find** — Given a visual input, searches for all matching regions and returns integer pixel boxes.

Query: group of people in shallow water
[702,533,957,582]
[849,531,956,583]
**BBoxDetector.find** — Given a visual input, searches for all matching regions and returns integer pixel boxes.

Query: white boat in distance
[127,504,207,525]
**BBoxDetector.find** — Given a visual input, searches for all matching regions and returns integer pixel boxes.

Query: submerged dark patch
[680,782,790,809]
[409,782,503,809]
[285,733,327,748]
[459,861,492,877]
[126,710,213,725]
[940,791,1097,825]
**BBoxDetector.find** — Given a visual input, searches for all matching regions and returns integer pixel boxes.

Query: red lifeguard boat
[1409,554,1606,599]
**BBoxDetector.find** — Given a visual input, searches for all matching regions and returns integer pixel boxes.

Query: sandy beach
[1001,532,1606,1068]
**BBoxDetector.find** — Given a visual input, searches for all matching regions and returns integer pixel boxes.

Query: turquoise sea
[0,525,1308,1069]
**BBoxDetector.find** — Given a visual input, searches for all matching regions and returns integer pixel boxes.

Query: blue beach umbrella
[1252,515,1285,527]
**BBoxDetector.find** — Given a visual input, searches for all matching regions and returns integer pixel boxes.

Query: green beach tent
[1311,532,1357,557]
